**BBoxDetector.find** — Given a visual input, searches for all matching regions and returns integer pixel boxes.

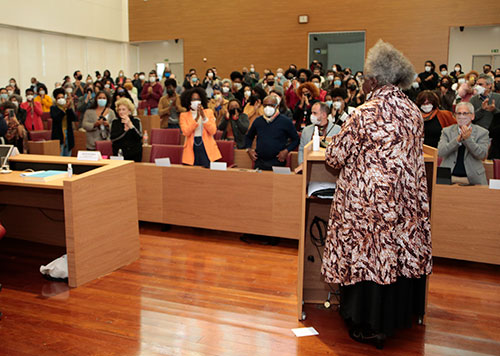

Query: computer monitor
[0,144,14,169]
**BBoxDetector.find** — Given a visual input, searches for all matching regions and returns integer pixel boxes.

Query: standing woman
[321,40,432,348]
[51,88,77,156]
[82,91,116,150]
[179,88,221,168]
[417,60,439,90]
[110,98,143,162]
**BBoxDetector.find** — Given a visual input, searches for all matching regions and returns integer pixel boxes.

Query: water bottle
[143,130,148,145]
[312,126,320,151]
[118,149,123,157]
[67,163,73,178]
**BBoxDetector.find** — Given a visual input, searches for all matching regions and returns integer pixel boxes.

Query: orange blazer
[180,109,222,165]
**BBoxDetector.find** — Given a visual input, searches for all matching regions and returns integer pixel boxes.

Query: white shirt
[191,110,208,137]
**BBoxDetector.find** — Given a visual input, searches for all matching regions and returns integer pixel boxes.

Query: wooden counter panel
[136,163,163,222]
[433,185,500,264]
[28,140,61,156]
[64,162,140,287]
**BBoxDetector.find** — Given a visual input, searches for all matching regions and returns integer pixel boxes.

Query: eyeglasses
[456,112,472,117]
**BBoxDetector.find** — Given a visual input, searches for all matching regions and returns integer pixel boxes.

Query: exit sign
[492,49,499,53]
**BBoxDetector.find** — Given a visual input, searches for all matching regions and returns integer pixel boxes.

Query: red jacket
[20,101,43,131]
[140,82,163,110]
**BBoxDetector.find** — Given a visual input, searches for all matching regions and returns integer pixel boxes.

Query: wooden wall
[129,0,500,78]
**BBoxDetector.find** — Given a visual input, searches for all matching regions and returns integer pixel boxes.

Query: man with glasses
[245,95,299,170]
[438,102,489,185]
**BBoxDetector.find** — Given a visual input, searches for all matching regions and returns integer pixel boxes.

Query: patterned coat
[321,85,432,286]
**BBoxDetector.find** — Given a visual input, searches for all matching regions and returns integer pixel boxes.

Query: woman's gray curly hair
[364,40,416,89]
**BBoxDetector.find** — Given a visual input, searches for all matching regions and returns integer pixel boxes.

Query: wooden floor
[0,223,499,356]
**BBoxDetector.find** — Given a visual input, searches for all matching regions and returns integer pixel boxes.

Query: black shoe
[349,327,386,350]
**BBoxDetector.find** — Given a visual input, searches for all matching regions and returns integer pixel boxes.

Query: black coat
[50,105,77,150]
[110,116,143,162]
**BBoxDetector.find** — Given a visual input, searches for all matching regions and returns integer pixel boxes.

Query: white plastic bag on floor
[40,254,68,279]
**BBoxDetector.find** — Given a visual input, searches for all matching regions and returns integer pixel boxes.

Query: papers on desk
[155,158,171,167]
[291,327,319,337]
[489,179,500,190]
[22,170,68,182]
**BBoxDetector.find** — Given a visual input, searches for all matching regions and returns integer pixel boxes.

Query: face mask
[11,101,18,108]
[267,81,275,87]
[87,79,93,84]
[124,83,133,90]
[57,98,67,106]
[77,75,83,81]
[332,67,337,72]
[104,84,111,89]
[10,82,15,86]
[191,77,198,83]
[441,81,450,89]
[263,106,276,118]
[412,82,419,89]
[474,85,485,96]
[310,114,321,126]
[139,75,146,81]
[229,108,239,116]
[39,90,46,95]
[65,87,73,93]
[425,66,432,72]
[244,90,251,98]
[325,100,333,108]
[298,77,306,83]
[214,94,222,101]
[348,84,357,90]
[234,82,242,90]
[327,75,334,81]
[167,88,175,95]
[0,93,8,100]
[332,101,342,110]
[97,98,107,107]
[250,68,255,73]
[149,77,156,83]
[208,72,214,78]
[191,100,201,111]
[277,72,283,78]
[334,80,342,87]
[222,87,230,94]
[455,67,461,72]
[313,82,320,89]
[457,117,470,127]
[119,73,124,77]
[420,104,434,113]
[458,78,466,84]
[26,95,34,101]
[441,70,448,76]
[7,90,13,96]
[165,72,171,78]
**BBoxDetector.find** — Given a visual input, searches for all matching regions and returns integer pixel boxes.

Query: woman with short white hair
[322,40,432,348]
[110,98,143,162]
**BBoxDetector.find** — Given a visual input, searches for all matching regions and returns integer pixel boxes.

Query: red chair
[95,140,113,157]
[494,159,500,179]
[150,144,183,164]
[29,130,52,141]
[41,113,52,130]
[216,140,235,168]
[214,130,223,140]
[150,128,181,145]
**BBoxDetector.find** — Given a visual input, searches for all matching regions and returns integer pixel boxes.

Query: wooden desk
[28,140,61,156]
[432,184,500,264]
[0,155,140,287]
[135,163,303,239]
[297,142,437,320]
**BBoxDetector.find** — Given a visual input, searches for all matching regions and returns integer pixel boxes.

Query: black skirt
[193,136,210,168]
[339,275,427,337]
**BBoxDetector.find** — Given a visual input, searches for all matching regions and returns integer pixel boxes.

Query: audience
[438,102,489,185]
[245,95,299,170]
[158,78,185,129]
[34,84,53,112]
[294,82,320,131]
[417,60,439,90]
[207,85,228,127]
[470,74,500,130]
[450,63,464,82]
[436,76,455,111]
[0,101,25,152]
[82,91,115,150]
[110,97,143,162]
[73,70,85,97]
[140,71,162,115]
[51,88,77,156]
[328,88,355,126]
[217,99,249,149]
[20,88,43,132]
[457,70,478,103]
[9,94,27,126]
[416,91,456,148]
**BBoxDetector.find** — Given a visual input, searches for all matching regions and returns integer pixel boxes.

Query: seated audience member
[140,71,163,115]
[20,88,43,131]
[158,78,185,129]
[230,71,245,102]
[8,78,21,95]
[0,102,25,152]
[488,112,500,159]
[328,88,355,125]
[310,75,327,101]
[439,64,448,77]
[294,82,320,130]
[436,76,455,111]
[115,70,126,86]
[438,102,489,185]
[110,98,143,162]
[416,90,456,148]
[470,74,500,130]
[217,99,249,149]
[9,94,27,126]
[221,79,234,101]
[0,88,8,104]
[179,88,221,168]
[450,63,464,82]
[285,68,310,110]
[270,89,292,120]
[457,70,479,103]
[82,91,115,150]
[245,95,299,170]
[51,88,77,156]
[345,77,365,107]
[34,84,53,112]
[298,102,341,164]
[73,70,85,97]
[208,85,228,127]
[417,60,439,90]
[111,86,136,116]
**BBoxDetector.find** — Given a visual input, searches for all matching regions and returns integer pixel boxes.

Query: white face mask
[412,82,419,89]
[244,90,251,98]
[277,72,283,78]
[26,95,34,101]
[332,101,342,110]
[250,68,255,73]
[7,90,13,96]
[57,98,67,106]
[104,84,110,89]
[458,78,466,84]
[65,87,73,93]
[139,75,146,81]
[208,72,214,78]
[12,101,18,107]
[213,94,221,101]
[10,82,15,86]
[310,114,321,126]
[149,76,156,83]
[87,79,92,84]
[441,70,448,76]
[474,85,486,95]
[455,67,461,72]
[327,75,334,81]
[191,100,201,111]
[425,66,432,72]
[234,82,242,90]
[39,90,45,95]
[263,106,276,118]
[313,82,320,89]
[420,104,434,113]
[222,86,230,93]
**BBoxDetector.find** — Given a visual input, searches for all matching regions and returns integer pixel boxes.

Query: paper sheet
[291,327,319,337]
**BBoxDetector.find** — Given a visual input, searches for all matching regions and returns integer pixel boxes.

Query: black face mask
[76,75,83,81]
[299,77,306,83]
[304,93,311,99]
[348,84,357,91]
[441,81,450,89]
[229,108,239,116]
[167,89,175,95]
[267,81,275,86]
